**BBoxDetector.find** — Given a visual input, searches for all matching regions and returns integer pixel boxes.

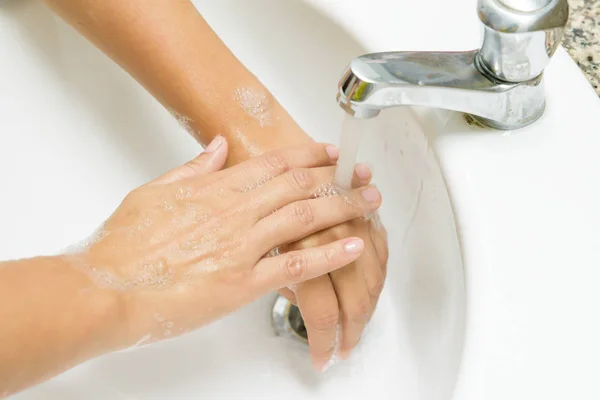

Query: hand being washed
[279,163,389,371]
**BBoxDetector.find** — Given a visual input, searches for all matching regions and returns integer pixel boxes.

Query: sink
[1,0,599,399]
[1,1,464,399]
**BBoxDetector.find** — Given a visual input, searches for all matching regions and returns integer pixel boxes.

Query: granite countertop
[563,0,599,95]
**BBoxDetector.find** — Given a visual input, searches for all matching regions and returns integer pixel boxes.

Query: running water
[334,114,370,189]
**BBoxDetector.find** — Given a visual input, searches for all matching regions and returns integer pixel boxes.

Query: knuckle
[347,298,372,325]
[264,152,289,175]
[288,169,313,191]
[323,247,338,264]
[306,310,339,333]
[293,201,315,227]
[284,253,308,281]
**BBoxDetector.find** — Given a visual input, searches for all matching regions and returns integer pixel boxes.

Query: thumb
[155,136,228,184]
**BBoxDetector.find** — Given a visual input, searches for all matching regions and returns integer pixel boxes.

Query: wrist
[60,254,128,356]
[182,85,314,166]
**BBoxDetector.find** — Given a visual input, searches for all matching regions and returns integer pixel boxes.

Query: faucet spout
[337,0,568,130]
[336,50,545,130]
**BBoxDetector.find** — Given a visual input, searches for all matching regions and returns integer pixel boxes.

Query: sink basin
[1,0,599,399]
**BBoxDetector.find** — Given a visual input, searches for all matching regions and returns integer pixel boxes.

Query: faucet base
[466,99,546,131]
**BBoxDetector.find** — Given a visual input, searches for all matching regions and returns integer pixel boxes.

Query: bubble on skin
[184,203,209,224]
[169,109,202,142]
[244,174,272,192]
[311,182,353,205]
[175,187,192,200]
[80,258,176,291]
[311,182,339,199]
[161,201,175,212]
[129,217,153,236]
[233,88,273,127]
[234,129,262,157]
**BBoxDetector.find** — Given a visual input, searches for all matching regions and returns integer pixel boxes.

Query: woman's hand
[279,164,389,371]
[74,137,382,349]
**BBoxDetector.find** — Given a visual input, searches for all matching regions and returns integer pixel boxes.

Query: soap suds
[175,187,192,200]
[312,182,353,205]
[233,87,273,127]
[234,129,262,156]
[65,224,109,254]
[161,201,175,212]
[169,109,202,142]
[243,174,272,192]
[78,258,176,292]
[311,182,341,199]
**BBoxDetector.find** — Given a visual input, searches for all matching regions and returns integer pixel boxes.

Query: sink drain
[271,295,308,343]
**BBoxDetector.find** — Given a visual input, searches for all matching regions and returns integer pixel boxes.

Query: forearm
[0,256,122,396]
[43,0,311,165]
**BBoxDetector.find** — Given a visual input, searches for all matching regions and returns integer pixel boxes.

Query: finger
[329,253,372,360]
[250,237,364,294]
[253,186,382,255]
[154,136,228,184]
[351,163,372,188]
[226,143,339,191]
[295,275,340,372]
[249,166,336,218]
[278,287,297,305]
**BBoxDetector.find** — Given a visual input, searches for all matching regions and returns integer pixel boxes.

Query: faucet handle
[477,0,569,82]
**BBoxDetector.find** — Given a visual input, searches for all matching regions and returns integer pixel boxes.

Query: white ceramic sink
[1,0,599,399]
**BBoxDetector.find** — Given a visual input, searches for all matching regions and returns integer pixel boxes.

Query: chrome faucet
[337,0,569,130]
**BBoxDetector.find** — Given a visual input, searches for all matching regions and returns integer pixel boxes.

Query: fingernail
[325,145,339,160]
[205,135,223,153]
[361,187,381,204]
[354,163,371,180]
[344,238,364,253]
